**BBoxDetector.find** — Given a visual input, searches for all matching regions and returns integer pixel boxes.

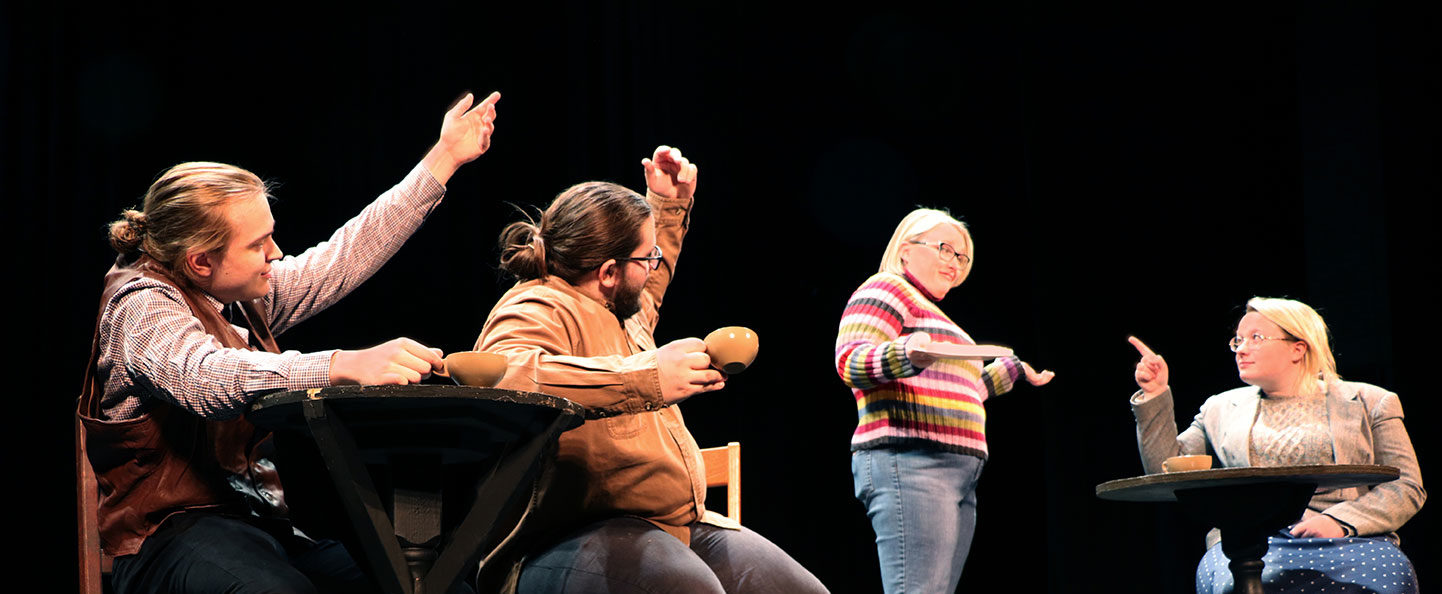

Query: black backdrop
[10,2,1437,592]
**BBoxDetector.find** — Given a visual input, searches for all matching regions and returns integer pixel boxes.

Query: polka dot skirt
[1197,534,1418,593]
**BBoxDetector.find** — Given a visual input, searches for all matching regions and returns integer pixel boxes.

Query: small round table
[1096,464,1399,594]
[249,385,585,594]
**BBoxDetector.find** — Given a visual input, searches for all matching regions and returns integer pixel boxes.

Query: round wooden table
[249,385,585,594]
[1096,464,1399,594]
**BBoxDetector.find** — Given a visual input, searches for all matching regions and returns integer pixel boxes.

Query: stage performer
[78,91,499,594]
[1129,297,1424,593]
[835,208,1055,594]
[474,145,828,593]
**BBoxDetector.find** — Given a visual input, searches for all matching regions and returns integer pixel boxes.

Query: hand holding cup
[704,326,759,374]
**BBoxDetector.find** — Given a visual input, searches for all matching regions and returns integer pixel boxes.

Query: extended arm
[265,92,500,333]
[104,283,335,420]
[480,300,664,418]
[634,146,696,330]
[478,294,723,417]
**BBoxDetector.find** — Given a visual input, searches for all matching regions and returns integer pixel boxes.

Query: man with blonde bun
[78,92,499,593]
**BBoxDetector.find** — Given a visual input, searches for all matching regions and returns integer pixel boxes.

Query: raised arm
[1129,336,1211,473]
[635,145,696,326]
[263,92,500,333]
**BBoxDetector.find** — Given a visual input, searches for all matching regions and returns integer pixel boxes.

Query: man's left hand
[642,145,698,200]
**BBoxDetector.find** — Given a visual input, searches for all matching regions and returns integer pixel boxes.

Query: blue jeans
[517,516,829,593]
[852,448,984,594]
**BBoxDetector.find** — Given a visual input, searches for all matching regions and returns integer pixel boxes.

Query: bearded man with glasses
[473,146,827,594]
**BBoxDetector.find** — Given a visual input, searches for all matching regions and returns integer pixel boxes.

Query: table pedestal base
[1175,482,1313,594]
[260,390,580,594]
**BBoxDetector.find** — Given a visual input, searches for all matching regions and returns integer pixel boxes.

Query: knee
[520,559,724,594]
[521,518,726,594]
[225,568,319,594]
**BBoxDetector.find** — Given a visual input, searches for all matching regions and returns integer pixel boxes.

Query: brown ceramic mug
[704,326,759,374]
[435,351,508,387]
[1162,455,1213,473]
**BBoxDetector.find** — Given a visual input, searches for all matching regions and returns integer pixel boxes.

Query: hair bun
[107,209,148,254]
[125,210,149,234]
[498,221,549,280]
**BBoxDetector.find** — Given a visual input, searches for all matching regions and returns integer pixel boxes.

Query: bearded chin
[609,282,644,320]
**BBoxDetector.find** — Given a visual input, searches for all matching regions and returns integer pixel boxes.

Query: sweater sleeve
[980,356,1023,399]
[1132,388,1215,474]
[835,275,924,390]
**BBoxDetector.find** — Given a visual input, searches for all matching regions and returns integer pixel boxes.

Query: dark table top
[250,384,584,417]
[248,385,586,464]
[1095,464,1400,503]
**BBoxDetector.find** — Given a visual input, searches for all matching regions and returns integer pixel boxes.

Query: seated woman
[1128,297,1425,593]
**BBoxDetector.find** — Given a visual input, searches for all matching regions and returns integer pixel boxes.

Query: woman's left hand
[1289,514,1347,538]
[1021,361,1055,386]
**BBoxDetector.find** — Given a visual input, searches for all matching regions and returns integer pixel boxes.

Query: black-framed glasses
[907,240,971,266]
[1228,333,1296,352]
[616,245,663,271]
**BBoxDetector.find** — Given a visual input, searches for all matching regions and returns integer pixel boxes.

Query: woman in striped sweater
[836,208,1054,594]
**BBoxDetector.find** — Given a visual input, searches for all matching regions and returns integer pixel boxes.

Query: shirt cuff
[400,162,448,215]
[1131,389,1164,405]
[287,350,338,389]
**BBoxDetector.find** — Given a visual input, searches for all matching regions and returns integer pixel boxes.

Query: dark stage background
[9,2,1438,592]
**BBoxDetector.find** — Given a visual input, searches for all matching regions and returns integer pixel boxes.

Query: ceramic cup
[436,351,508,387]
[1162,454,1213,473]
[704,326,759,374]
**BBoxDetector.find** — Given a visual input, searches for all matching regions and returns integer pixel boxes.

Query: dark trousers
[111,513,375,594]
[517,517,829,593]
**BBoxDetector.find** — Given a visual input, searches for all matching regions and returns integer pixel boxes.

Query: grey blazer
[1132,381,1425,545]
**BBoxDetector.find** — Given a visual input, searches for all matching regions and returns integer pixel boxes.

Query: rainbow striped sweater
[835,271,1022,459]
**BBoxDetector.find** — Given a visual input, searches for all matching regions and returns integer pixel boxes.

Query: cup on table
[1162,455,1213,473]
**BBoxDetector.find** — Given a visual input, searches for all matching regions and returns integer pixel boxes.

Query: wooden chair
[77,416,111,594]
[699,442,741,523]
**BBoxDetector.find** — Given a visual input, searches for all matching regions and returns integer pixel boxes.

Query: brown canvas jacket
[475,189,727,550]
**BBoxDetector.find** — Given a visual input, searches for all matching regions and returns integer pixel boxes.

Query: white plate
[914,343,1015,360]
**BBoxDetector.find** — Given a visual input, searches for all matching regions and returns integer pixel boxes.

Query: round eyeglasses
[1228,333,1296,352]
[616,245,664,271]
[907,240,971,266]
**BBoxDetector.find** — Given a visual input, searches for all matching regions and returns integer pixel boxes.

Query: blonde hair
[108,162,269,283]
[1246,297,1340,396]
[878,208,973,285]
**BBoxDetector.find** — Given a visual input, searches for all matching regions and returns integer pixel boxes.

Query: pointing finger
[1128,336,1157,358]
[477,91,501,110]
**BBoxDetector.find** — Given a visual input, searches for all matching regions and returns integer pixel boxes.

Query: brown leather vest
[77,256,287,557]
